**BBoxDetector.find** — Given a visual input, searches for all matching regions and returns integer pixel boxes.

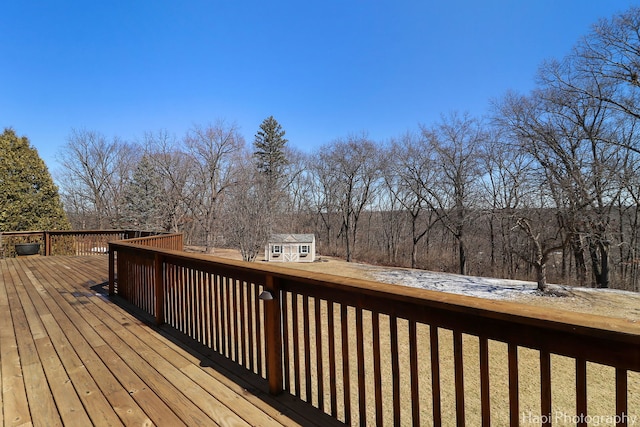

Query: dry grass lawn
[206,248,640,426]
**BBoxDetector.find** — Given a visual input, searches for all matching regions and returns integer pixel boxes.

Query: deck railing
[0,230,170,257]
[109,236,640,427]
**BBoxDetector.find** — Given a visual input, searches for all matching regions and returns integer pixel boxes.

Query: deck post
[264,274,284,395]
[154,253,165,326]
[44,231,51,256]
[108,244,115,296]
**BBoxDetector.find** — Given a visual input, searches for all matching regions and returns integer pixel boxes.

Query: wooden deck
[0,255,342,427]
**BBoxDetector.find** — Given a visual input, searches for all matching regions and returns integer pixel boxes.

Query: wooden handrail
[108,239,640,426]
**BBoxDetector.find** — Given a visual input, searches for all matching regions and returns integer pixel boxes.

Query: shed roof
[268,234,315,243]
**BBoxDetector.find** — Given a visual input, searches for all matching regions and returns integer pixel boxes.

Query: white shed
[265,234,316,263]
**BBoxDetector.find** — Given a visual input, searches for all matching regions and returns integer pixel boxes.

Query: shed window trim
[299,245,310,254]
[272,245,282,254]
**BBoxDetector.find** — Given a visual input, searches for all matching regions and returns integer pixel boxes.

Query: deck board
[0,255,342,427]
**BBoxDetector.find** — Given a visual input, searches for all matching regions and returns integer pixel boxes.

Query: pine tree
[253,116,289,236]
[253,116,289,188]
[122,155,164,231]
[0,128,70,231]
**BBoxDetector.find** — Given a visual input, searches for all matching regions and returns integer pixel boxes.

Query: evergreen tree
[253,116,289,188]
[122,155,164,231]
[253,116,289,235]
[0,128,70,231]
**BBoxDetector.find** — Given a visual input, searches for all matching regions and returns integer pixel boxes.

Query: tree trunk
[411,216,418,269]
[589,239,610,288]
[458,237,467,276]
[489,215,496,275]
[535,261,548,292]
[571,234,587,286]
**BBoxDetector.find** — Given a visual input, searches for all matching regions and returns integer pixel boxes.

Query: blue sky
[1,1,637,174]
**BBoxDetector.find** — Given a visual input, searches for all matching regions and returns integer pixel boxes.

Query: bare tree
[512,215,569,292]
[280,148,314,228]
[420,112,485,275]
[570,7,640,131]
[143,130,192,234]
[385,132,439,268]
[183,122,244,252]
[58,129,139,229]
[618,144,640,290]
[482,128,537,278]
[223,152,270,262]
[318,135,382,262]
[494,77,629,288]
[307,151,341,255]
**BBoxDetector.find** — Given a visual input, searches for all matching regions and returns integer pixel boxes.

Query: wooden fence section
[49,230,127,256]
[1,230,170,257]
[110,242,269,380]
[109,240,640,427]
[123,233,184,251]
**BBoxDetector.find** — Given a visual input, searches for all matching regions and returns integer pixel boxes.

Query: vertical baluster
[508,343,519,427]
[239,280,246,367]
[255,284,263,376]
[410,320,420,427]
[198,270,205,343]
[328,300,337,418]
[292,293,301,397]
[341,304,351,425]
[182,265,188,335]
[233,278,240,362]
[178,266,184,334]
[167,263,174,329]
[214,274,221,353]
[188,267,195,339]
[247,281,255,372]
[315,297,324,411]
[430,326,441,427]
[282,291,290,391]
[390,315,401,426]
[154,253,164,326]
[191,268,197,340]
[453,331,465,427]
[197,270,204,347]
[540,350,552,427]
[356,307,366,426]
[225,276,233,359]
[220,275,227,356]
[206,272,213,348]
[576,358,587,427]
[372,312,383,426]
[479,336,490,426]
[303,294,312,402]
[616,368,628,427]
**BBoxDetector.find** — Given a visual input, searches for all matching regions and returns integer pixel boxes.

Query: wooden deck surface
[0,255,342,427]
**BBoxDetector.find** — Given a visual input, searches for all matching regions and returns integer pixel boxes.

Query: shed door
[283,244,298,262]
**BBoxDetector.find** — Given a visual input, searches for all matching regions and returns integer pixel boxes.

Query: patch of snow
[372,269,540,300]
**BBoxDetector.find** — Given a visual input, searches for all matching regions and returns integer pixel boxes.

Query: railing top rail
[2,230,176,235]
[123,233,182,242]
[1,230,47,236]
[109,241,640,344]
[1,230,126,236]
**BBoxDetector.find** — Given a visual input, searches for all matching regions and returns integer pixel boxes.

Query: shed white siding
[265,234,316,262]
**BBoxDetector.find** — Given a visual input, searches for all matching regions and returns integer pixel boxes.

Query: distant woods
[56,7,640,291]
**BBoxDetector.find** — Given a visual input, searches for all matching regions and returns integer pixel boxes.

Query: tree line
[54,7,640,292]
